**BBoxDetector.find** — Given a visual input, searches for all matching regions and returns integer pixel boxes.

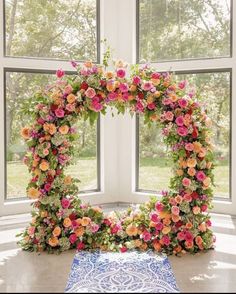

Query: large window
[137,71,231,199]
[5,71,100,200]
[136,0,232,202]
[4,0,99,61]
[138,0,231,62]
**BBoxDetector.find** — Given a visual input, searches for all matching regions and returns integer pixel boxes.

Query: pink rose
[56,69,65,79]
[120,246,128,253]
[177,231,185,241]
[108,92,118,101]
[183,194,192,202]
[116,68,126,78]
[182,177,191,187]
[61,198,70,209]
[27,226,35,236]
[175,116,184,126]
[147,102,156,110]
[155,222,163,231]
[155,202,164,211]
[178,98,188,108]
[64,84,73,95]
[142,231,152,242]
[119,83,129,92]
[185,231,194,241]
[171,206,180,216]
[69,234,77,244]
[150,212,159,223]
[142,81,153,91]
[85,87,96,99]
[77,242,85,251]
[185,143,194,151]
[162,98,172,105]
[136,101,144,113]
[196,171,206,182]
[178,80,187,89]
[206,220,212,227]
[164,111,174,121]
[177,126,188,137]
[44,183,51,192]
[55,108,65,118]
[91,223,100,233]
[151,72,161,79]
[133,76,141,85]
[161,235,170,246]
[201,204,208,212]
[111,224,121,234]
[103,219,111,226]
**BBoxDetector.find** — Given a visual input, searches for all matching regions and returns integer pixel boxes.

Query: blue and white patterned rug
[65,250,179,293]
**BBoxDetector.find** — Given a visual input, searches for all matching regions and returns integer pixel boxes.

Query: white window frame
[0,0,235,216]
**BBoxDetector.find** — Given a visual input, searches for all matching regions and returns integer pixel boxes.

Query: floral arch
[18,60,215,254]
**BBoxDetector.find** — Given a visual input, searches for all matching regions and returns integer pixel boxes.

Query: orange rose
[27,187,40,199]
[187,167,196,177]
[150,114,159,121]
[84,61,93,68]
[163,217,171,226]
[53,226,61,237]
[126,224,138,236]
[81,217,91,227]
[198,223,207,232]
[153,240,162,251]
[48,236,59,247]
[187,158,197,168]
[129,84,137,92]
[195,235,203,245]
[63,217,72,228]
[185,222,193,229]
[185,240,194,249]
[21,127,30,139]
[152,78,160,86]
[59,125,69,135]
[159,210,170,219]
[39,160,49,171]
[75,226,85,237]
[170,93,178,102]
[140,242,148,251]
[40,211,48,218]
[106,83,115,92]
[154,91,161,97]
[67,94,76,104]
[64,176,72,185]
[174,245,182,253]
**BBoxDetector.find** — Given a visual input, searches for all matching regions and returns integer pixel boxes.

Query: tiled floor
[0,206,236,293]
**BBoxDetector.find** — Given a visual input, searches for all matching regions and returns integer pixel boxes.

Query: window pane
[5,0,98,61]
[139,0,231,62]
[137,71,230,199]
[5,71,99,200]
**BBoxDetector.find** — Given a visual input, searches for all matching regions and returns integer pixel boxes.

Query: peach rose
[21,127,30,139]
[187,167,196,177]
[172,214,180,222]
[27,187,40,199]
[63,217,72,228]
[193,141,202,153]
[140,242,148,251]
[48,236,59,247]
[175,195,183,204]
[43,123,56,135]
[198,223,207,232]
[40,211,48,218]
[187,158,197,168]
[53,226,61,237]
[185,240,193,249]
[105,71,114,79]
[64,176,72,185]
[106,82,115,92]
[203,177,211,187]
[59,125,69,135]
[154,91,161,97]
[39,160,49,171]
[198,148,207,158]
[133,239,142,248]
[176,169,184,176]
[195,235,203,245]
[67,94,76,104]
[75,226,85,237]
[193,206,201,215]
[126,224,138,236]
[81,217,91,227]
[162,226,171,234]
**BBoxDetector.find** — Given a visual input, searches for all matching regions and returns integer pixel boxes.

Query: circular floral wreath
[18,59,215,254]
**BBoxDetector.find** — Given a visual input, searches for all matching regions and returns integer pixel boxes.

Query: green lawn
[6,157,230,199]
[7,158,97,199]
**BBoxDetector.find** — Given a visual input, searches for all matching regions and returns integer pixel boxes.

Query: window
[4,0,99,61]
[5,71,100,200]
[137,71,231,199]
[138,0,231,62]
